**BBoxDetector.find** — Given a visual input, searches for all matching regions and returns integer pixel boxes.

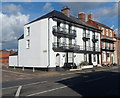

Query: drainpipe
[47,18,50,71]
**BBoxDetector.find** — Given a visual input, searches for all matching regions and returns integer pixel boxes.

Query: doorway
[89,54,92,64]
[56,53,60,67]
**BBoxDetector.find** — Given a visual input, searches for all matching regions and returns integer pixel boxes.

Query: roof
[9,52,18,56]
[91,20,113,30]
[101,37,116,42]
[18,34,24,40]
[25,10,101,32]
[70,16,101,31]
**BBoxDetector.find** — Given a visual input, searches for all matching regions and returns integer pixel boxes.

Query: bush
[79,61,89,66]
[112,63,117,66]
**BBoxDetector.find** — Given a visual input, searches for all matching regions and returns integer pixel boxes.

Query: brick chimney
[78,12,86,22]
[61,6,70,17]
[88,12,93,20]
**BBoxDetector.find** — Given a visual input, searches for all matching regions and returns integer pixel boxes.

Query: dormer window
[26,27,30,36]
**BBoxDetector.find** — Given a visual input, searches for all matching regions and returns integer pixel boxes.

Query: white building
[9,7,102,70]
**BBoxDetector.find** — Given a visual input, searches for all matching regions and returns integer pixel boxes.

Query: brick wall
[0,49,17,65]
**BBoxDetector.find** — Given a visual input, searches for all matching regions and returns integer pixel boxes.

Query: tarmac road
[2,66,120,97]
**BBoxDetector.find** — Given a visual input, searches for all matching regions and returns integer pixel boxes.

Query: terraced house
[9,7,102,70]
[87,13,116,65]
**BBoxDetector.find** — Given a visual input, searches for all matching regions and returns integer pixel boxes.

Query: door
[56,53,60,67]
[89,54,92,64]
[97,54,100,64]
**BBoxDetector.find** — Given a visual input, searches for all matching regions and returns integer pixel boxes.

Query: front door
[56,53,60,67]
[89,54,92,64]
[97,54,100,64]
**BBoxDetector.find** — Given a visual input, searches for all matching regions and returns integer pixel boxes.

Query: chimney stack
[61,6,70,17]
[78,12,86,22]
[88,12,93,20]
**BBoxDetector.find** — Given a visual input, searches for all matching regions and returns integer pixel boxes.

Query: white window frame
[26,27,30,36]
[26,40,30,49]
[110,30,112,37]
[106,29,108,36]
[102,27,104,35]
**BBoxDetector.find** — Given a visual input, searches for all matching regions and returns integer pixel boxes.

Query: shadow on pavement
[56,71,120,97]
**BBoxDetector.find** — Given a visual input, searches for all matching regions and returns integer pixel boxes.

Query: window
[106,53,109,57]
[69,39,72,45]
[102,27,104,35]
[110,30,112,37]
[106,29,108,36]
[26,40,30,49]
[93,55,96,62]
[84,54,87,61]
[27,27,30,36]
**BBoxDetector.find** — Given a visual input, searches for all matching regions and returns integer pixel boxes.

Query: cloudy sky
[1,1,119,50]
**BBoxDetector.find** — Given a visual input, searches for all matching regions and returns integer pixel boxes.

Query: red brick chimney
[61,6,70,17]
[88,12,93,20]
[78,12,86,22]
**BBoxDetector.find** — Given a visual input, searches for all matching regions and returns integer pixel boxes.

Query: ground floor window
[93,54,96,62]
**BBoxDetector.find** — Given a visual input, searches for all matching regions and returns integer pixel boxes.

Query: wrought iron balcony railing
[52,26,76,38]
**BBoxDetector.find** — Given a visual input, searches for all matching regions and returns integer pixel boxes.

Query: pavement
[2,65,119,82]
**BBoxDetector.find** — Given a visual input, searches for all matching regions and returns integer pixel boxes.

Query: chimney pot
[88,12,93,20]
[78,12,86,22]
[61,6,70,17]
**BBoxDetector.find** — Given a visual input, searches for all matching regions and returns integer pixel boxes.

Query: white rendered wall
[18,19,48,68]
[9,55,18,67]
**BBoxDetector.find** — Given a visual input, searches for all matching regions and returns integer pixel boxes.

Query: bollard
[22,66,24,71]
[14,65,16,69]
[33,67,35,72]
[7,66,9,69]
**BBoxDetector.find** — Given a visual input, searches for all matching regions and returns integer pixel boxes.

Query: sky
[1,1,119,50]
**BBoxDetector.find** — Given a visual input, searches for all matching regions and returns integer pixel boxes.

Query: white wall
[18,18,48,68]
[9,55,18,67]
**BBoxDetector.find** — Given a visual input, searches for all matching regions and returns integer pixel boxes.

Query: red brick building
[0,49,17,65]
[87,13,116,65]
[115,37,120,65]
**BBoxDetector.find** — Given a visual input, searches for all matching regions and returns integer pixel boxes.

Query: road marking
[23,81,47,86]
[2,81,47,90]
[85,76,106,83]
[15,86,22,98]
[60,76,73,80]
[26,86,67,96]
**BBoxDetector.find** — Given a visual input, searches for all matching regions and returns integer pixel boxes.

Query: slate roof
[25,10,101,31]
[70,16,101,31]
[18,34,24,40]
[91,20,113,30]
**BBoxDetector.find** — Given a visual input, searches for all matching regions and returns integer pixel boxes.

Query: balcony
[52,26,76,39]
[92,35,98,42]
[101,46,115,51]
[52,42,100,54]
[82,33,90,41]
[95,47,100,52]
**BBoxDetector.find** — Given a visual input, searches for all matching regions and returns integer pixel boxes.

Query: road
[2,66,120,97]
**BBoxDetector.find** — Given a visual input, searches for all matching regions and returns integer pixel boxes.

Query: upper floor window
[26,27,30,36]
[110,30,113,37]
[102,27,104,35]
[106,29,108,36]
[26,40,30,49]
